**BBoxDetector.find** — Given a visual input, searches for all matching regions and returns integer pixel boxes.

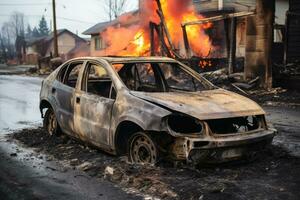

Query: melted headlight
[167,114,203,135]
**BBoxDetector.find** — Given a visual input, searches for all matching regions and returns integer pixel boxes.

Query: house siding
[90,34,106,56]
[46,32,76,56]
[26,46,37,54]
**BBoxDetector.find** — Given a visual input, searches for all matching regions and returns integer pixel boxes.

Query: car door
[74,61,115,149]
[53,61,84,135]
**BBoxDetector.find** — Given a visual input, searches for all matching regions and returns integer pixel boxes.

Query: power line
[56,17,97,24]
[0,3,51,6]
[0,14,97,24]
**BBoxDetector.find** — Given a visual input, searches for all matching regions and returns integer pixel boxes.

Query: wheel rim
[130,134,157,164]
[48,111,57,135]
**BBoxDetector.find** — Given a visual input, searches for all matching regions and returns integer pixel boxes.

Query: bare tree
[1,22,13,46]
[10,12,25,38]
[1,22,14,60]
[9,12,26,63]
[0,33,6,62]
[104,0,128,21]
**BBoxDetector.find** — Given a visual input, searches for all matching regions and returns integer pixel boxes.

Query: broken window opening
[83,63,113,99]
[63,62,83,88]
[114,62,209,93]
[159,63,206,92]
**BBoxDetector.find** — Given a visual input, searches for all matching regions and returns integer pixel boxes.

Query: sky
[0,0,139,38]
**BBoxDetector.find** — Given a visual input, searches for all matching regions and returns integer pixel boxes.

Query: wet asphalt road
[0,75,140,200]
[0,75,42,131]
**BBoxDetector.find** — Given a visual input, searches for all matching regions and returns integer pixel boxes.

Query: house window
[94,36,105,50]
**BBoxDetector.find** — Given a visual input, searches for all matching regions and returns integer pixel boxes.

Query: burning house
[83,0,214,58]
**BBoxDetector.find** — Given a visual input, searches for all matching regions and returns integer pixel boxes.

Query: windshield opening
[113,62,212,93]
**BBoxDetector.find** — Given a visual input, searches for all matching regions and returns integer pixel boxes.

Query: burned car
[40,57,276,164]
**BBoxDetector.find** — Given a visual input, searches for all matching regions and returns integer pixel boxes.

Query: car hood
[130,89,265,120]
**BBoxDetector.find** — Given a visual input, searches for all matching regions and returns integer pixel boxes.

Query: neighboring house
[25,29,89,64]
[82,10,139,56]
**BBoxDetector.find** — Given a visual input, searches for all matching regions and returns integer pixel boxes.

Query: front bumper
[170,129,276,163]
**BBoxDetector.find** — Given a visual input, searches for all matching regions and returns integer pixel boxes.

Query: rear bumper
[170,129,276,163]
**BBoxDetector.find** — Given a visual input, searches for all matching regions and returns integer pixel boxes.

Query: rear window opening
[207,115,263,135]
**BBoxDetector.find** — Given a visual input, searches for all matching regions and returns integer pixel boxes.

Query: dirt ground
[9,106,300,200]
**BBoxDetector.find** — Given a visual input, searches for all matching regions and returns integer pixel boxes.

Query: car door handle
[52,87,56,94]
[76,97,80,104]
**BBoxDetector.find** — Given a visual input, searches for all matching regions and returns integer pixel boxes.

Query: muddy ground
[9,118,300,200]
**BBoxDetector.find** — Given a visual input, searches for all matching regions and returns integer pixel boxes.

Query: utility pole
[52,0,58,57]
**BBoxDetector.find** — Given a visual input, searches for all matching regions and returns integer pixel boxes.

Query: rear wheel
[128,132,159,165]
[43,108,61,136]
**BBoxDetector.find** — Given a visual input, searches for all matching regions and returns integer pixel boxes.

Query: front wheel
[128,132,159,165]
[43,108,61,136]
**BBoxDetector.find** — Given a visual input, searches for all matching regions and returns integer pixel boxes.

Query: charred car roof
[67,56,177,63]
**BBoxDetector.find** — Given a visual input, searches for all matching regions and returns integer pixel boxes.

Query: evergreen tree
[38,16,49,36]
[32,26,40,37]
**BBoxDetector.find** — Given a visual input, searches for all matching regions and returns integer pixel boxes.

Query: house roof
[82,21,118,35]
[26,36,46,46]
[27,29,86,46]
[46,29,86,43]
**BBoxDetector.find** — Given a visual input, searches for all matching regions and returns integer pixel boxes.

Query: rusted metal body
[40,57,276,163]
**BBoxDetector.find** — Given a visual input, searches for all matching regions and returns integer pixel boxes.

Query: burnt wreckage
[40,57,276,164]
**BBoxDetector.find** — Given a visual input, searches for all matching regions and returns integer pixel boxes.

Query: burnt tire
[43,108,61,136]
[128,132,159,165]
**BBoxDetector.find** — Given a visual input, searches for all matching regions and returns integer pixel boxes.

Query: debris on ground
[202,68,260,92]
[105,166,115,175]
[77,161,94,171]
[202,68,300,108]
[10,126,300,200]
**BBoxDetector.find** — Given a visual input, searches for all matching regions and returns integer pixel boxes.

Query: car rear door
[53,61,84,135]
[74,61,116,149]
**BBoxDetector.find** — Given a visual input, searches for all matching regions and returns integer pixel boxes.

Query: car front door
[53,61,84,135]
[74,61,115,149]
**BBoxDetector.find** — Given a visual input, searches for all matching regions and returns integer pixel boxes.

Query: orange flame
[96,0,213,58]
